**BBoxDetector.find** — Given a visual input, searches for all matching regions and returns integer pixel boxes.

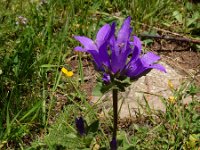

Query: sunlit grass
[0,0,199,149]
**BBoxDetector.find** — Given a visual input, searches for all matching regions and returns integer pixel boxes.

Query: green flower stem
[112,88,118,143]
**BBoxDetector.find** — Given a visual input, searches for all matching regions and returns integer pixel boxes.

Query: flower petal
[110,17,133,73]
[99,42,110,68]
[126,57,166,78]
[133,36,142,50]
[141,52,160,65]
[88,50,103,70]
[96,24,111,48]
[128,36,142,63]
[110,42,131,73]
[117,16,131,43]
[74,36,97,51]
[110,50,119,73]
[61,67,73,77]
[74,46,85,51]
[97,23,115,68]
[109,22,116,47]
[126,59,145,77]
[148,64,167,72]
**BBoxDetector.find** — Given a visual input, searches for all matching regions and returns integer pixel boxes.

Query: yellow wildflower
[92,143,100,150]
[168,80,174,90]
[61,67,73,77]
[168,96,176,104]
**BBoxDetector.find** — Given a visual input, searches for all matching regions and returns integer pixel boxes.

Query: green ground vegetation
[0,0,200,149]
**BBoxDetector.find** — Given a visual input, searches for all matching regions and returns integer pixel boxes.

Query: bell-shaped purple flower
[125,36,166,79]
[74,23,112,71]
[109,17,133,73]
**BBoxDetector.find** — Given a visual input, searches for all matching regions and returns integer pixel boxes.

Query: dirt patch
[151,40,200,69]
[151,40,200,85]
[67,55,97,100]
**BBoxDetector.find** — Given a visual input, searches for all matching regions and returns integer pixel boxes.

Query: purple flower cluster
[74,17,166,83]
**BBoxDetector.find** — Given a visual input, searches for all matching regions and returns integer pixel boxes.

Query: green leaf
[92,82,103,97]
[83,135,94,148]
[40,64,58,68]
[186,12,199,27]
[162,22,172,27]
[19,101,42,122]
[173,11,183,23]
[65,133,77,139]
[143,39,154,46]
[188,134,200,148]
[114,77,131,92]
[196,44,200,52]
[126,146,135,150]
[87,120,99,134]
[118,131,129,147]
[143,11,156,21]
[186,2,193,10]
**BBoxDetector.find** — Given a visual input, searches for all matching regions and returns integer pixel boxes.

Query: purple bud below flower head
[102,73,111,84]
[75,117,85,136]
[110,138,117,150]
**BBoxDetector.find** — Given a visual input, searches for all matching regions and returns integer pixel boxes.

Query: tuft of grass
[26,80,200,150]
